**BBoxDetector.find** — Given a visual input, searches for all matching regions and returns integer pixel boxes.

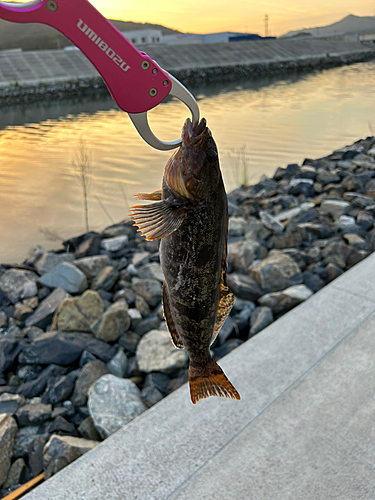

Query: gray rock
[244,217,271,241]
[88,375,147,438]
[326,263,344,282]
[17,365,67,399]
[273,203,314,223]
[228,216,249,236]
[41,371,78,405]
[132,252,150,267]
[343,233,367,249]
[0,311,7,329]
[0,334,21,373]
[35,252,75,275]
[73,255,110,279]
[136,329,188,374]
[133,316,160,336]
[226,273,263,301]
[0,269,38,304]
[25,288,71,329]
[91,300,130,342]
[258,284,313,314]
[12,425,49,462]
[118,332,141,354]
[101,222,135,238]
[249,307,274,336]
[0,414,17,488]
[0,394,27,416]
[137,263,164,282]
[259,211,284,234]
[15,402,52,427]
[343,192,374,208]
[217,316,238,346]
[135,295,151,318]
[356,211,374,231]
[51,290,105,333]
[320,199,350,219]
[334,215,357,232]
[228,240,260,272]
[141,386,164,407]
[19,332,84,366]
[43,434,98,479]
[249,253,302,293]
[39,263,88,294]
[131,279,162,307]
[272,233,302,249]
[77,417,101,442]
[100,235,128,252]
[91,266,119,291]
[3,457,27,488]
[106,348,128,378]
[71,360,108,407]
[128,308,142,330]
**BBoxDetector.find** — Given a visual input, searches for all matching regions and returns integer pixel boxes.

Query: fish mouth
[183,118,208,147]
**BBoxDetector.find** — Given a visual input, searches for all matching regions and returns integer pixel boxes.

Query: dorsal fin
[134,190,162,201]
[129,200,187,241]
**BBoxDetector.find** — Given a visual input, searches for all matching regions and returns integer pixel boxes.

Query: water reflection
[1,61,375,262]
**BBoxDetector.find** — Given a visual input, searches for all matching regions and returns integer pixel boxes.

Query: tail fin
[189,360,241,404]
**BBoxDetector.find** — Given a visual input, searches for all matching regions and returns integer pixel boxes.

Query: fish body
[130,118,240,404]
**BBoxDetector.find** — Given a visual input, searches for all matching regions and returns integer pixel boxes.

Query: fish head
[164,118,222,203]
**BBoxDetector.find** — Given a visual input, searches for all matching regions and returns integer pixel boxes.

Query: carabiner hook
[129,72,200,151]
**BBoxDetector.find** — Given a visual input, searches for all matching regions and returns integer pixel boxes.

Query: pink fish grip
[0,0,172,114]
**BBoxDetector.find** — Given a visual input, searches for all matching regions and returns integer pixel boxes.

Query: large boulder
[88,375,147,438]
[249,253,302,293]
[136,330,188,374]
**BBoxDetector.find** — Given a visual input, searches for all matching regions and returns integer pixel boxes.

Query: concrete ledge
[23,253,375,500]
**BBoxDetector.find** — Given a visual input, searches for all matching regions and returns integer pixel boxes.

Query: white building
[161,32,262,45]
[121,29,162,45]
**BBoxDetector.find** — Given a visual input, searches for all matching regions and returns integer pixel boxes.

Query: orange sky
[90,0,375,36]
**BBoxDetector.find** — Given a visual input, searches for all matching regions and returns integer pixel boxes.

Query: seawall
[0,34,374,105]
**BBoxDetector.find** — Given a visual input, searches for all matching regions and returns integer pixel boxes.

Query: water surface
[1,61,375,263]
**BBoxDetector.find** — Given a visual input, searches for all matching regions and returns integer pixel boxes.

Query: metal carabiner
[0,0,199,150]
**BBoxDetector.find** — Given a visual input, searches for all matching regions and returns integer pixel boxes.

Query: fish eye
[206,149,218,162]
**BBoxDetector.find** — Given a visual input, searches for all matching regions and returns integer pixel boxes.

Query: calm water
[1,61,375,263]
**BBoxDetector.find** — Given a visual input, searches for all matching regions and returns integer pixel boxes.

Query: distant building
[161,32,275,45]
[120,29,163,45]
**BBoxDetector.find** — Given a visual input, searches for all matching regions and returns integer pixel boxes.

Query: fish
[130,117,240,404]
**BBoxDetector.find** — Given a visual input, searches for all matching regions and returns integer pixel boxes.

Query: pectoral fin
[129,200,187,241]
[162,282,184,349]
[211,248,234,346]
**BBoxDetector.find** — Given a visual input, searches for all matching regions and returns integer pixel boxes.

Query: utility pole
[265,14,269,37]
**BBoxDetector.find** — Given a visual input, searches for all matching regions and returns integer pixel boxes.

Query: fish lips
[183,118,209,147]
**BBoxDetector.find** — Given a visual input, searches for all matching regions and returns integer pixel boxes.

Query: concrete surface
[0,34,373,87]
[22,251,375,499]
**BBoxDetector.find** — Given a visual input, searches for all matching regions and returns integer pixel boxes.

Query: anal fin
[162,282,184,349]
[211,251,235,346]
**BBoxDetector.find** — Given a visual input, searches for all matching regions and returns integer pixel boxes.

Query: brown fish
[130,117,240,404]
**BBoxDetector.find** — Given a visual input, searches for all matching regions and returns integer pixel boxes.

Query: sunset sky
[90,0,375,36]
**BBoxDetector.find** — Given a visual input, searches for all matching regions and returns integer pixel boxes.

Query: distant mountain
[282,14,375,38]
[0,19,180,51]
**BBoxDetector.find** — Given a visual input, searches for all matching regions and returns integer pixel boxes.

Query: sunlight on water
[1,61,375,262]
